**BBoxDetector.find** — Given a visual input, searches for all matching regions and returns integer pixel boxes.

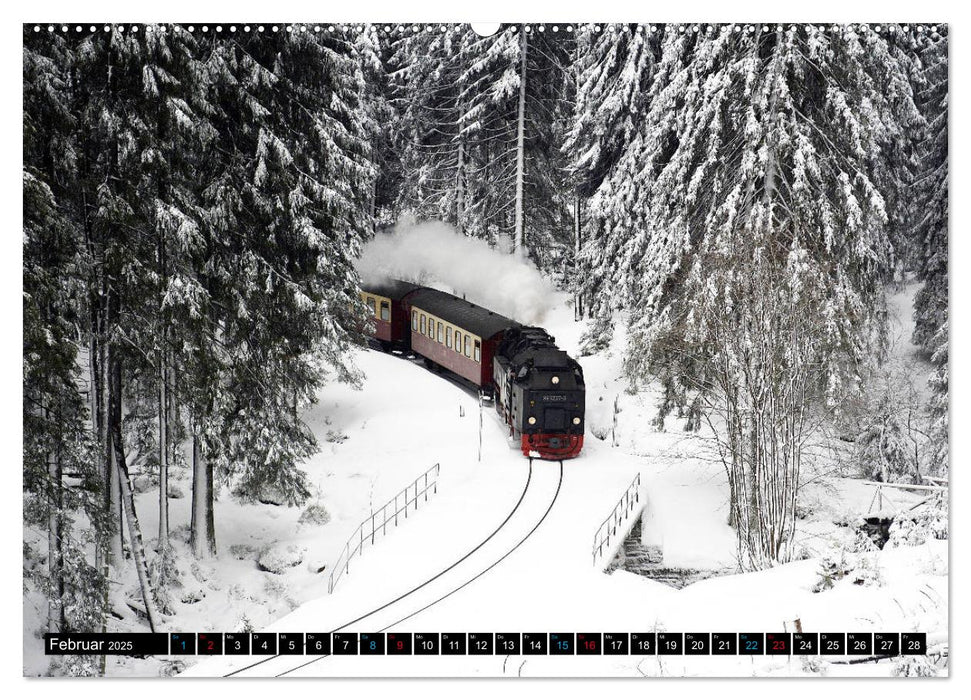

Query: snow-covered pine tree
[23,28,108,657]
[132,25,216,602]
[927,319,948,476]
[566,23,664,349]
[356,25,400,229]
[912,27,948,353]
[24,24,392,649]
[201,27,374,517]
[866,26,925,279]
[567,25,659,202]
[69,25,185,628]
[606,24,898,567]
[911,27,948,475]
[855,391,916,483]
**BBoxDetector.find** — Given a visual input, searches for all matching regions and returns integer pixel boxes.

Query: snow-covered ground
[23,289,948,678]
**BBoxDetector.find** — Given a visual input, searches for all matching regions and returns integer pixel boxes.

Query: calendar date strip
[45,631,928,657]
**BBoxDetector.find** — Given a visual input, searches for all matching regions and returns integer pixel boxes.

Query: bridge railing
[591,473,642,568]
[328,463,441,594]
[863,479,947,515]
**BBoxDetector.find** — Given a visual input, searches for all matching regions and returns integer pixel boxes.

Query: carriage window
[474,339,481,362]
[380,300,390,321]
[412,310,418,331]
[464,334,471,357]
[455,329,461,349]
[437,321,444,343]
[428,316,435,338]
[366,297,376,316]
[446,326,452,349]
[420,314,426,334]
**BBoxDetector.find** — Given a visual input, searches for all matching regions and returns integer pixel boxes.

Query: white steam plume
[356,220,555,325]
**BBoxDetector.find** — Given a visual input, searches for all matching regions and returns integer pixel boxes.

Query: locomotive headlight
[528,416,537,425]
[573,417,581,425]
[551,376,560,385]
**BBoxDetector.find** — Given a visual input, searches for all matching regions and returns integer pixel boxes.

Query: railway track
[221,458,563,678]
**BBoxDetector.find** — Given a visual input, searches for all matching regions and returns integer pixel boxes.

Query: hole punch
[470,22,501,37]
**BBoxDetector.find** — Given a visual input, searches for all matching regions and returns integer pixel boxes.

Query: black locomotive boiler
[359,280,585,460]
[493,327,585,459]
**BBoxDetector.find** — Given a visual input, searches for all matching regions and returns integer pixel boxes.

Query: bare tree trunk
[110,349,160,632]
[456,139,465,235]
[158,348,169,550]
[157,231,170,551]
[46,404,64,633]
[512,25,528,257]
[84,210,109,675]
[573,195,583,320]
[108,438,124,562]
[104,317,124,566]
[727,472,737,527]
[190,430,217,558]
[168,354,178,471]
[88,333,99,438]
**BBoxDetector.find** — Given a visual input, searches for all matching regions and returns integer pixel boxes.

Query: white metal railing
[328,463,441,593]
[592,473,642,567]
[863,480,947,515]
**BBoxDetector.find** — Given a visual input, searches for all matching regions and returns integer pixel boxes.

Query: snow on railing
[328,463,441,594]
[591,472,642,568]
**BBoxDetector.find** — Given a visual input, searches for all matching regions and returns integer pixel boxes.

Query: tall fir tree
[24,28,108,670]
[911,27,948,474]
[201,28,374,515]
[567,24,663,345]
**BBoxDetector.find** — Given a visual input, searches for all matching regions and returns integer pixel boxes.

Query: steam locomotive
[359,279,585,460]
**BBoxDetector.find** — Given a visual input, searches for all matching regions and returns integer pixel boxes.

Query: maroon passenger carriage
[404,288,513,386]
[358,280,584,460]
[358,279,422,349]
